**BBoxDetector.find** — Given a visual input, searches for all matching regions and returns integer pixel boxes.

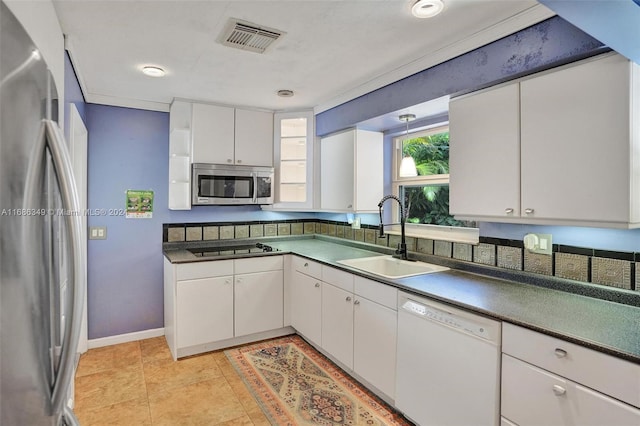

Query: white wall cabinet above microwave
[449,53,640,228]
[192,103,273,167]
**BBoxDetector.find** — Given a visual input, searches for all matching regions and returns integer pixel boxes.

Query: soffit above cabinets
[53,0,547,112]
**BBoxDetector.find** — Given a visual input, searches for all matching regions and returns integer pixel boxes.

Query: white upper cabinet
[519,53,636,224]
[191,103,273,167]
[235,108,273,167]
[450,53,640,228]
[449,84,520,218]
[320,129,383,212]
[191,103,235,164]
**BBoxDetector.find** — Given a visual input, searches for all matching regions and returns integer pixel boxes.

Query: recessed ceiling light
[412,0,445,18]
[277,89,294,97]
[142,66,165,77]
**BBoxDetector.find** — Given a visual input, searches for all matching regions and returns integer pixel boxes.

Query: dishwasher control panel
[401,299,497,342]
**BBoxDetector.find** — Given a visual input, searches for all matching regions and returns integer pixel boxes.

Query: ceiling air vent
[219,19,285,54]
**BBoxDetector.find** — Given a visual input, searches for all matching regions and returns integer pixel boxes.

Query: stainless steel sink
[337,255,448,279]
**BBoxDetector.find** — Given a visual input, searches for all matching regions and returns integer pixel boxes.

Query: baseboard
[87,328,165,349]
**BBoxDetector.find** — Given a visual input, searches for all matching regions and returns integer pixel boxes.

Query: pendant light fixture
[398,114,418,177]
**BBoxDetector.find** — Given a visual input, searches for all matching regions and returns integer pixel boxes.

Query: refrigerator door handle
[62,404,81,426]
[43,119,86,416]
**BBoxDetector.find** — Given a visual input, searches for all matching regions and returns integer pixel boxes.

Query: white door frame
[68,103,88,354]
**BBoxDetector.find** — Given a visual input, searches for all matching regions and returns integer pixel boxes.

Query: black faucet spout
[377,195,408,261]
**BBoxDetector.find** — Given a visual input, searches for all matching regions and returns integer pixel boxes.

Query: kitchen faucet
[378,195,409,261]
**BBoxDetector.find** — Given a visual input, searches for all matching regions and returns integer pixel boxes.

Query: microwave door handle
[253,172,258,203]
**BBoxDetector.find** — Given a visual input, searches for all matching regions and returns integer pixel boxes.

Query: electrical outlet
[89,226,107,240]
[524,233,552,255]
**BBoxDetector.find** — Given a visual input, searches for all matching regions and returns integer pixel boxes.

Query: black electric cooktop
[188,242,280,258]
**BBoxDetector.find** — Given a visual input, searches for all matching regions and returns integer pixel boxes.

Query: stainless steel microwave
[192,164,274,205]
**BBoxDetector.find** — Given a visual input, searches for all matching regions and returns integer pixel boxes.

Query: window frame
[390,123,479,244]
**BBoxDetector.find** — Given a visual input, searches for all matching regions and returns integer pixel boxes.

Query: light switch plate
[89,226,107,240]
[524,233,552,255]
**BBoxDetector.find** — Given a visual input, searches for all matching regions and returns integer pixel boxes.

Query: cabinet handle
[236,278,242,284]
[524,208,535,215]
[225,279,231,284]
[237,159,242,164]
[346,296,352,302]
[554,348,567,358]
[552,385,566,396]
[304,262,309,267]
[505,208,514,214]
[347,204,353,209]
[353,300,360,305]
[227,159,232,163]
[315,283,320,288]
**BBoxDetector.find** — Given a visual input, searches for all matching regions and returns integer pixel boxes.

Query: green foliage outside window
[401,132,473,227]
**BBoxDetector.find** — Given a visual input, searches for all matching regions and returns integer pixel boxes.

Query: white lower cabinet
[164,256,285,359]
[502,354,640,426]
[501,323,640,426]
[353,295,397,398]
[177,275,234,348]
[290,257,398,400]
[321,280,398,398]
[235,269,283,337]
[321,282,354,369]
[290,270,322,345]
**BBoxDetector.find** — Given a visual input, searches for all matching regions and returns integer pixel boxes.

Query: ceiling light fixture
[398,114,418,177]
[277,89,294,97]
[141,66,165,77]
[411,0,445,18]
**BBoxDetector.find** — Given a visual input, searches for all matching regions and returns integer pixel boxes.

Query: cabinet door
[321,283,354,369]
[235,270,283,337]
[176,276,233,348]
[520,54,631,222]
[235,108,274,166]
[192,103,235,164]
[320,130,355,211]
[449,83,521,218]
[290,271,322,345]
[354,130,383,211]
[502,354,640,426]
[353,297,397,398]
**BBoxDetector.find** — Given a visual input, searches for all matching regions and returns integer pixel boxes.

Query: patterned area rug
[225,335,411,425]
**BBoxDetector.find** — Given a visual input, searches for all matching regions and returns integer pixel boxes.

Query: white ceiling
[53,0,550,115]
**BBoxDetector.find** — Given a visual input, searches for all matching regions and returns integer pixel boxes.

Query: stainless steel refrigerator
[1,2,85,425]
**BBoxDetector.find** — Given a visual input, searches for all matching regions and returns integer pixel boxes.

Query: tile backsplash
[164,219,638,293]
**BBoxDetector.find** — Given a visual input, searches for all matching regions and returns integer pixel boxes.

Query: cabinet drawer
[176,260,234,280]
[503,323,640,408]
[292,256,322,279]
[234,256,283,274]
[322,265,354,292]
[354,276,397,310]
[502,354,640,426]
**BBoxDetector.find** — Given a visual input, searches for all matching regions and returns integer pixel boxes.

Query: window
[392,124,478,242]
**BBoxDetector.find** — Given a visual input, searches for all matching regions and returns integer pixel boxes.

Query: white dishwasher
[395,291,502,426]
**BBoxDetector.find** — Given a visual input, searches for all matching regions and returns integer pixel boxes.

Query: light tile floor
[74,337,270,425]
